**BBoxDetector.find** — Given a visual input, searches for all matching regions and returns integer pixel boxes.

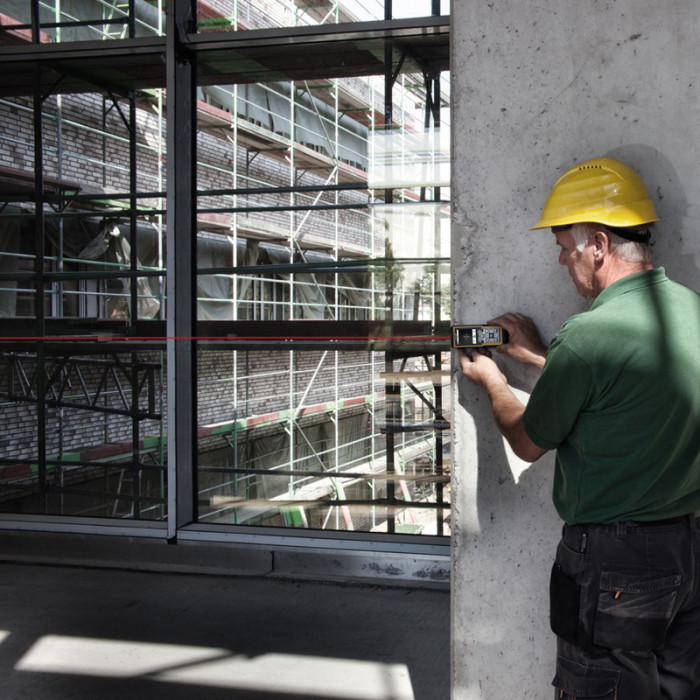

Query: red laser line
[0,335,452,342]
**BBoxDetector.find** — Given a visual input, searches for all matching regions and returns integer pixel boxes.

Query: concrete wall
[450,1,700,697]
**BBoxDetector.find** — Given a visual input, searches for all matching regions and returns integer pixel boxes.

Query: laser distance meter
[451,325,509,349]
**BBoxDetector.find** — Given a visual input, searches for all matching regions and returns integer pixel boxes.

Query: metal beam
[166,0,198,536]
[1,352,162,419]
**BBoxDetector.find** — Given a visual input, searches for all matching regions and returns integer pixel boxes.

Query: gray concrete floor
[0,563,449,700]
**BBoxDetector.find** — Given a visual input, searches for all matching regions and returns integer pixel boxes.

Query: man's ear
[592,230,609,259]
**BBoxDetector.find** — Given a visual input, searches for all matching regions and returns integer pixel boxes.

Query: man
[460,156,700,699]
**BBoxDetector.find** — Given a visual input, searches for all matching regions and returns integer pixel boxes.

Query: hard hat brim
[530,198,660,230]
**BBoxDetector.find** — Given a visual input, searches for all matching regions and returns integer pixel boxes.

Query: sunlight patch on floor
[16,634,415,699]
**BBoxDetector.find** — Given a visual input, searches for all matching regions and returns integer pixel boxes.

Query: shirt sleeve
[523,337,595,450]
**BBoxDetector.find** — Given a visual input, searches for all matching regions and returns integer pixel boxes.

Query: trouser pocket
[550,562,589,648]
[552,655,619,699]
[593,566,681,650]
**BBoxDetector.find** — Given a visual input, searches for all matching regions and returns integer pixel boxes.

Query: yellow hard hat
[530,157,659,230]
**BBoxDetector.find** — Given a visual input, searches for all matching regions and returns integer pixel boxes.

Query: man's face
[554,228,597,297]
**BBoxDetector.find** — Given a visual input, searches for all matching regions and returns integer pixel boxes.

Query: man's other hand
[488,313,548,368]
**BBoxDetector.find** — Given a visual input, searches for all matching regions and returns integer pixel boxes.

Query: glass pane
[1,0,164,43]
[0,0,450,540]
[193,69,451,535]
[0,89,166,322]
[197,348,451,535]
[0,68,166,519]
[195,0,449,32]
[2,0,450,40]
[0,350,166,519]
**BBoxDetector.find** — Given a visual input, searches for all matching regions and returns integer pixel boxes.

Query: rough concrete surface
[451,0,700,697]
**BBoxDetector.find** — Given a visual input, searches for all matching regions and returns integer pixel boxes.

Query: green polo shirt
[524,268,700,524]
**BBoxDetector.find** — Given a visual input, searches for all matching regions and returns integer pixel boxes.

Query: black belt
[624,515,694,527]
[576,513,699,529]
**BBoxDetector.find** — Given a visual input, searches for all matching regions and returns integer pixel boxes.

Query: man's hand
[459,348,508,389]
[488,312,548,368]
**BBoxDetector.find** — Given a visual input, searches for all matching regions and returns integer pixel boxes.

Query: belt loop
[689,512,698,530]
[615,521,627,539]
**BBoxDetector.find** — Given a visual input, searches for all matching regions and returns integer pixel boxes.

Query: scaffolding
[0,0,451,542]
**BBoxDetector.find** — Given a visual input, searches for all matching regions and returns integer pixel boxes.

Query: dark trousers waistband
[627,514,697,527]
[570,512,700,536]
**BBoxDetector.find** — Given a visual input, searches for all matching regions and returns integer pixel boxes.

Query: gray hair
[570,223,653,264]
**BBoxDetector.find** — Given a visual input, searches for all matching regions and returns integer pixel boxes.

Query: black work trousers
[550,516,700,699]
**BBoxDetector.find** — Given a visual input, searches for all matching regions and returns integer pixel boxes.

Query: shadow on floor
[0,563,450,700]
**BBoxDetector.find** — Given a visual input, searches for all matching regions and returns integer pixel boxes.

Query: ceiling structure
[0,16,449,97]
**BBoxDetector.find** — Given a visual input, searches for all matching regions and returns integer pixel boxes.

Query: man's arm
[459,350,547,463]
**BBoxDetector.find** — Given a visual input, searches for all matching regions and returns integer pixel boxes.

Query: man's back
[524,267,700,523]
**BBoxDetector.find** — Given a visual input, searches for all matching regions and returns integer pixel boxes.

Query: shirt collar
[591,267,667,310]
